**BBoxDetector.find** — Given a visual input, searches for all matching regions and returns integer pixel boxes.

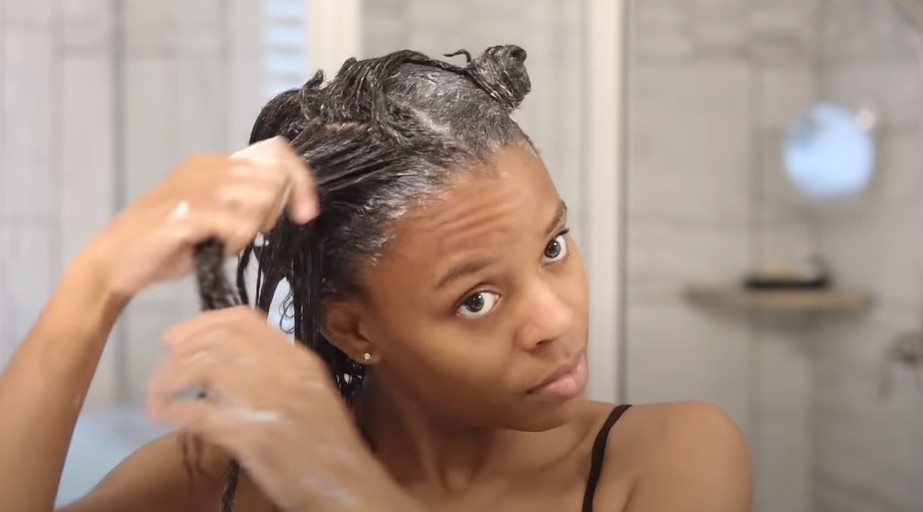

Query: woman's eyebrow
[435,258,496,290]
[434,201,567,291]
[544,201,568,237]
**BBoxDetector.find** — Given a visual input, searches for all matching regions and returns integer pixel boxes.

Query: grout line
[0,0,7,365]
[111,0,129,404]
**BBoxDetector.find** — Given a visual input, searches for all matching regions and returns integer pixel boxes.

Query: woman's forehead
[375,146,560,276]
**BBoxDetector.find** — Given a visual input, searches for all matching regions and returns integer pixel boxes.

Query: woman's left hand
[146,306,407,512]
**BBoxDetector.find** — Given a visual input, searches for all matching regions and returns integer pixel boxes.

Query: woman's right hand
[77,136,317,301]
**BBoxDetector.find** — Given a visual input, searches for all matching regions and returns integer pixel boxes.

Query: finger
[277,144,318,225]
[148,350,223,407]
[195,206,263,256]
[231,137,316,226]
[162,307,257,350]
[214,180,287,234]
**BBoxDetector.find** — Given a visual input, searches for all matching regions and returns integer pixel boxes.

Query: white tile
[124,0,176,54]
[173,0,222,26]
[694,17,747,55]
[625,300,753,434]
[815,405,922,511]
[626,220,749,302]
[754,220,815,270]
[123,57,177,202]
[819,0,875,64]
[228,0,266,50]
[61,0,113,25]
[823,63,923,130]
[62,22,114,51]
[59,54,116,268]
[227,0,267,144]
[753,328,812,417]
[753,413,812,512]
[632,29,697,62]
[2,30,55,218]
[866,130,923,225]
[124,0,173,28]
[811,305,923,512]
[175,56,230,156]
[407,0,465,25]
[60,0,115,50]
[628,63,752,224]
[753,129,805,225]
[3,0,53,25]
[176,27,224,56]
[0,225,56,347]
[757,66,817,130]
[227,55,264,147]
[817,215,923,308]
[632,0,696,61]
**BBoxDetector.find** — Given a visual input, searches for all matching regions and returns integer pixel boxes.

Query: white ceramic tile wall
[801,1,923,510]
[118,0,264,403]
[0,0,265,404]
[626,1,820,511]
[628,63,752,226]
[0,0,119,402]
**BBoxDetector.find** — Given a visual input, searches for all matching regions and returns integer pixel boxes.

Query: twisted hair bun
[461,45,531,112]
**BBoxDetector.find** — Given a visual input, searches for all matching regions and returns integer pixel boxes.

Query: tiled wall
[117,0,265,401]
[0,0,121,401]
[812,1,923,510]
[625,1,819,511]
[0,0,265,403]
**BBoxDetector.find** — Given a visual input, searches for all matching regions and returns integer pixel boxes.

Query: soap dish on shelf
[684,285,873,313]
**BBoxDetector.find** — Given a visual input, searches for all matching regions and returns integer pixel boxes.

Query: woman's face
[351,144,588,432]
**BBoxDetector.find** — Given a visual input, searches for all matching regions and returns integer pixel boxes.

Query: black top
[581,404,633,512]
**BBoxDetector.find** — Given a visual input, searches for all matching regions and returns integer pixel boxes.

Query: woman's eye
[456,291,501,319]
[543,233,569,263]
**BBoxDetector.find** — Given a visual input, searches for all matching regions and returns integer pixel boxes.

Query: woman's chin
[503,393,589,432]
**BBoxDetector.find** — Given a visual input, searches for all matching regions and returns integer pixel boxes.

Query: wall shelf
[684,285,874,313]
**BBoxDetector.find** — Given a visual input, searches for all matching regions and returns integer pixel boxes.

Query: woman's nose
[514,283,575,351]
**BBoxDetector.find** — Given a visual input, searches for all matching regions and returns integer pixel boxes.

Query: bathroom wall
[0,0,270,403]
[0,0,121,402]
[625,1,818,511]
[115,0,266,401]
[809,1,923,510]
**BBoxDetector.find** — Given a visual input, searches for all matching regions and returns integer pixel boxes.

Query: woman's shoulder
[57,430,271,512]
[585,400,752,511]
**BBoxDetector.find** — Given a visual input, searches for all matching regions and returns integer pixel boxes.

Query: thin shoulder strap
[581,404,632,512]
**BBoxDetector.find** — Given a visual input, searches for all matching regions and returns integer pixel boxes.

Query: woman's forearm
[0,255,127,511]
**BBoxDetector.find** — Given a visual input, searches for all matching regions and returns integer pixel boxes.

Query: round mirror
[783,103,877,200]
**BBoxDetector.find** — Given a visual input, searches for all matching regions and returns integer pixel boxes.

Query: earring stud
[362,352,372,363]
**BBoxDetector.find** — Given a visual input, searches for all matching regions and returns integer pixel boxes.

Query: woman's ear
[322,301,376,364]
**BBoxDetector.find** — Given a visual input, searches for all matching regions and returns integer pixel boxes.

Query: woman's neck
[355,378,523,494]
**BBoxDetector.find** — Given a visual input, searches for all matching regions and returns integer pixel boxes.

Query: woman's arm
[0,138,316,512]
[0,256,126,511]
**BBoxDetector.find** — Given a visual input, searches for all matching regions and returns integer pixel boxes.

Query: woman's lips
[528,355,588,400]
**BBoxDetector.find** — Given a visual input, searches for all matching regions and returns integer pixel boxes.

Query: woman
[0,46,751,512]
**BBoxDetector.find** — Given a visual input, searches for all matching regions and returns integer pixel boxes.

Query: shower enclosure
[623,0,923,511]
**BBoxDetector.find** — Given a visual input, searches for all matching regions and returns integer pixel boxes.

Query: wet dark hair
[192,45,532,511]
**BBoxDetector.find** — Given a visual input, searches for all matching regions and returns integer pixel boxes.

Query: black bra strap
[581,404,632,512]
